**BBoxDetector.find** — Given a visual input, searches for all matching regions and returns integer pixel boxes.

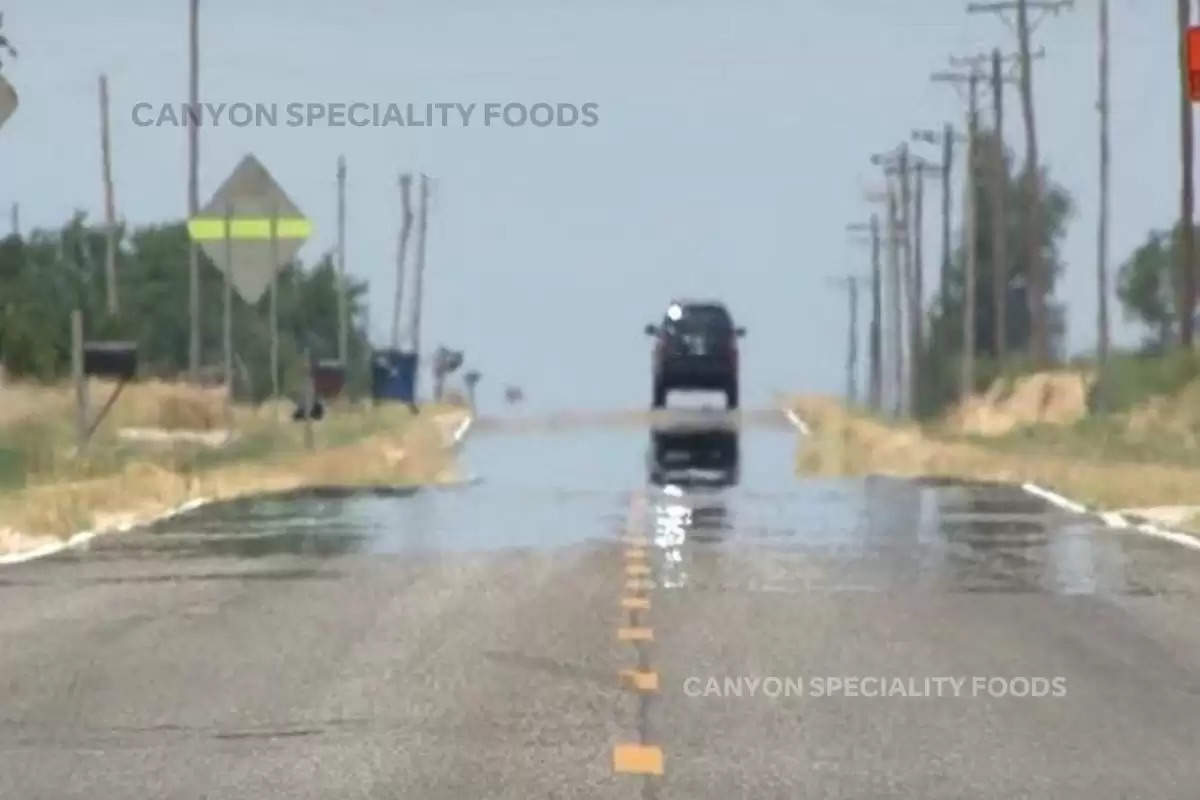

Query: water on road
[3,412,1200,798]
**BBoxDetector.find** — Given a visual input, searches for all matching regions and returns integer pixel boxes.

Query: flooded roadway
[2,412,1200,798]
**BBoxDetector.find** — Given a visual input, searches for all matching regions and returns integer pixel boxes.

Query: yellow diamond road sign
[189,154,311,304]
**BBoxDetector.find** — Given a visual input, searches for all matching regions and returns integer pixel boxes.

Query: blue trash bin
[371,349,418,403]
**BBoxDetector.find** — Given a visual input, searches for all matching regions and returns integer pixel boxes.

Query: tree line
[0,214,371,400]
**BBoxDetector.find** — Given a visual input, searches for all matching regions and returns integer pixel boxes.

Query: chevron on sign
[189,154,311,304]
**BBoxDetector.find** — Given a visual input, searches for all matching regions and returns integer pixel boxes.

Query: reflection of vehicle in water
[646,414,740,488]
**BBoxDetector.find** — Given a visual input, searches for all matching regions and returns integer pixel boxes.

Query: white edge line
[452,414,473,444]
[1022,481,1200,552]
[1133,521,1200,551]
[1020,482,1088,515]
[783,408,811,436]
[0,494,215,567]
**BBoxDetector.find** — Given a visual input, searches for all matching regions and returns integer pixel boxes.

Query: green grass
[950,412,1200,468]
[1089,350,1200,412]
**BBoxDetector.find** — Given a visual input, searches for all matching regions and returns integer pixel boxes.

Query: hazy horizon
[0,0,1180,412]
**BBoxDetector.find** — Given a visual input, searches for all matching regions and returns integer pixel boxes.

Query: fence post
[72,310,89,452]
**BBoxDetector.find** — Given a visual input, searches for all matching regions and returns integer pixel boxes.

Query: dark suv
[645,300,744,409]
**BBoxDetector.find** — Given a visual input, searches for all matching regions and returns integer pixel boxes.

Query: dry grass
[0,378,470,546]
[944,370,1092,437]
[792,395,1200,511]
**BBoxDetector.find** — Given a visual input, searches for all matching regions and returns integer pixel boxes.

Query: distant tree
[0,12,17,70]
[1115,225,1194,352]
[0,217,372,399]
[920,130,1074,413]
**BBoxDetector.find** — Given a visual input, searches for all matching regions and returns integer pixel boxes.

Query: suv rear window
[664,305,732,333]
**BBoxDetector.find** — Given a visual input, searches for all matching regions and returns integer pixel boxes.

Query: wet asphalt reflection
[8,410,1200,798]
[36,409,1158,602]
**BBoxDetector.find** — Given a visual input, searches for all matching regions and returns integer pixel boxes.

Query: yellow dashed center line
[619,669,660,692]
[612,489,664,785]
[613,744,664,776]
[617,626,654,642]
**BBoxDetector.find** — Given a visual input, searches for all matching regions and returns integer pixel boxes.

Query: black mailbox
[83,341,138,380]
[313,359,346,399]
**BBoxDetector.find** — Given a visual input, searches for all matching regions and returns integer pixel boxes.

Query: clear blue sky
[0,0,1178,411]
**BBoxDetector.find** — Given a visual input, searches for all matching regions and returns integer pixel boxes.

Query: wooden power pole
[870,215,882,411]
[99,74,118,316]
[968,0,1074,364]
[909,158,943,414]
[826,275,867,406]
[847,218,883,411]
[1097,0,1111,372]
[887,185,903,417]
[337,155,348,365]
[898,144,916,419]
[411,174,430,395]
[963,72,981,399]
[912,124,960,400]
[1179,0,1195,349]
[991,48,1009,360]
[391,173,414,349]
[187,0,201,379]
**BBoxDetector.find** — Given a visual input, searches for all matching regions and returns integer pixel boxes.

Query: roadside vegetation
[0,213,473,554]
[0,218,371,398]
[0,379,467,550]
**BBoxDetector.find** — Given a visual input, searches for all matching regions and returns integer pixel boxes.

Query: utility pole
[848,219,883,411]
[9,202,16,236]
[1097,0,1111,380]
[411,174,430,397]
[964,72,981,399]
[968,0,1074,364]
[99,74,118,316]
[908,158,943,415]
[222,202,233,412]
[391,173,414,349]
[946,49,1024,359]
[913,126,960,403]
[887,185,903,417]
[269,209,279,406]
[336,155,348,365]
[991,48,1009,360]
[898,144,914,418]
[187,0,201,379]
[871,147,914,418]
[826,276,868,406]
[1179,0,1195,348]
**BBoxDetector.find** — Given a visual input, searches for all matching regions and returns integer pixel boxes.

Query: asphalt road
[2,412,1200,798]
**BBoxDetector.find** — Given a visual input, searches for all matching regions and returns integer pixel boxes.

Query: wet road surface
[2,412,1200,798]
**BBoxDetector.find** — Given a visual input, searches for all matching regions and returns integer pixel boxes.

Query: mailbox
[83,341,138,380]
[312,359,346,399]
